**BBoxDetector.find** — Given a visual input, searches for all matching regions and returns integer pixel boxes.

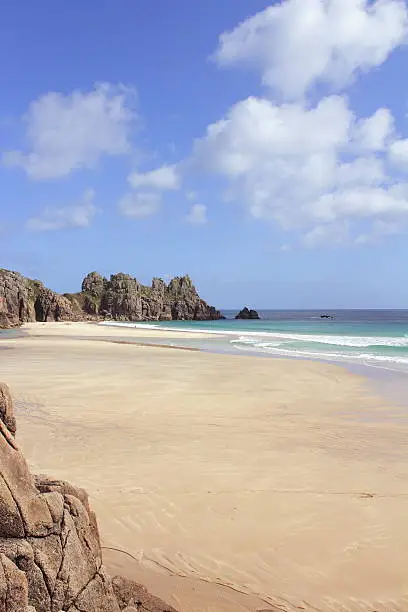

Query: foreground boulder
[235,307,260,320]
[0,382,177,612]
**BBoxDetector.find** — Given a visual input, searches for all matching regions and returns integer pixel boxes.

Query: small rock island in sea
[235,307,260,320]
[0,268,223,327]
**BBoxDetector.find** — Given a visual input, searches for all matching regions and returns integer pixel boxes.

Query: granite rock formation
[235,307,260,320]
[75,272,222,322]
[0,382,177,612]
[0,270,78,328]
[0,270,35,328]
[0,267,222,327]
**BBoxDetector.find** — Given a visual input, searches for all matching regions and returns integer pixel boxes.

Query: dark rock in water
[0,382,177,611]
[235,307,260,320]
[0,267,223,327]
[320,314,334,320]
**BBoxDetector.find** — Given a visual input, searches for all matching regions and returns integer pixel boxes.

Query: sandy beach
[1,322,407,611]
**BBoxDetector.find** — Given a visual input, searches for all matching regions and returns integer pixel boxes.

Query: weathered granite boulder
[235,307,260,320]
[0,382,177,612]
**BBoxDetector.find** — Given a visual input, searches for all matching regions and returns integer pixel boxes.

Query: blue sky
[2,0,408,308]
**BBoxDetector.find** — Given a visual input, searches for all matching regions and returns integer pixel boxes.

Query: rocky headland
[0,269,222,328]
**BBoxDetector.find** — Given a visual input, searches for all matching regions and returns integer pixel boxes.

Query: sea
[102,309,408,376]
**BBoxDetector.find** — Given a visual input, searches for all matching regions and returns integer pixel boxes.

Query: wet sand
[0,322,407,611]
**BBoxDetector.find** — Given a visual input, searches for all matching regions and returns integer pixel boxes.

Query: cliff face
[71,271,222,323]
[0,268,222,328]
[0,270,35,328]
[0,270,78,329]
[0,382,177,612]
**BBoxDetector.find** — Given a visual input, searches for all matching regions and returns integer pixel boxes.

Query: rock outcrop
[167,276,222,321]
[0,269,35,328]
[0,382,177,612]
[0,267,222,327]
[235,307,260,320]
[0,270,78,328]
[65,272,222,323]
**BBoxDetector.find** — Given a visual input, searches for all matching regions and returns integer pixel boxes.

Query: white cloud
[195,95,352,175]
[351,108,395,152]
[186,203,207,225]
[200,2,408,246]
[356,217,408,244]
[190,90,408,245]
[151,2,408,247]
[3,83,136,179]
[26,189,97,232]
[193,95,352,226]
[128,165,180,190]
[214,0,408,99]
[389,138,408,169]
[302,222,351,248]
[307,185,408,222]
[118,192,161,218]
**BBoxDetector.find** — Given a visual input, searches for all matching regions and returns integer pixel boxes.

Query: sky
[2,0,408,308]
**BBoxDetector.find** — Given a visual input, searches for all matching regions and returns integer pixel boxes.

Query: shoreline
[3,319,408,375]
[97,322,408,408]
[3,322,408,410]
[1,322,408,610]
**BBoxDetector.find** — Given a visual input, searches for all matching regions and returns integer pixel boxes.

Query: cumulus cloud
[301,222,351,248]
[26,189,97,232]
[351,108,395,152]
[356,218,408,244]
[214,0,408,100]
[3,83,136,180]
[118,192,161,218]
[388,138,408,169]
[128,165,180,190]
[186,2,408,247]
[186,203,207,224]
[133,2,403,247]
[190,90,408,244]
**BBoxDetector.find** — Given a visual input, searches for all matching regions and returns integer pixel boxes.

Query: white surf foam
[100,322,408,347]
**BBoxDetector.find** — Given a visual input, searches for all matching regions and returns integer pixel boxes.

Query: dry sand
[1,321,407,611]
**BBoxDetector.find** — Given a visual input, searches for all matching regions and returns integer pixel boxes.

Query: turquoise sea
[102,310,408,374]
